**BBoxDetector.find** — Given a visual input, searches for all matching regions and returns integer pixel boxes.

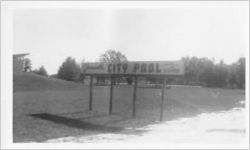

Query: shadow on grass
[29,113,124,133]
[27,113,148,142]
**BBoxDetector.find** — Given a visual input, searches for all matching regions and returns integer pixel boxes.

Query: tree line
[23,50,245,89]
[181,56,245,89]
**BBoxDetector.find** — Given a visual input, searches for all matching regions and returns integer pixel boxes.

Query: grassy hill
[13,73,84,92]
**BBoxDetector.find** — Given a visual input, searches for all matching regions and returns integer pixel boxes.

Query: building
[13,53,29,74]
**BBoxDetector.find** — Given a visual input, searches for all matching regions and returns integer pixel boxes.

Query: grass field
[13,73,245,142]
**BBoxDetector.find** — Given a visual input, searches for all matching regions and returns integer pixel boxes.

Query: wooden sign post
[89,75,93,111]
[160,77,166,121]
[132,76,138,118]
[109,76,114,114]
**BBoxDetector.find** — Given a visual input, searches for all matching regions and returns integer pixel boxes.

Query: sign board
[82,61,184,75]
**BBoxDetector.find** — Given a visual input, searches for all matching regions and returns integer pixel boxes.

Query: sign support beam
[160,77,166,121]
[109,76,114,114]
[132,76,138,118]
[89,75,93,111]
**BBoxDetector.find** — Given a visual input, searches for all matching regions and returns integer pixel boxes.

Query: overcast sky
[13,1,249,75]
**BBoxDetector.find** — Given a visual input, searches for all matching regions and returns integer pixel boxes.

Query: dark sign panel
[82,61,184,75]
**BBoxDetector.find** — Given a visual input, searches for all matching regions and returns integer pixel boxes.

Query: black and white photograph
[1,1,249,149]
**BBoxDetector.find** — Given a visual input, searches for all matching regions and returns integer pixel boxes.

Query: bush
[33,66,48,77]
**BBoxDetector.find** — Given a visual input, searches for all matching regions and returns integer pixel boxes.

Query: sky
[13,1,249,75]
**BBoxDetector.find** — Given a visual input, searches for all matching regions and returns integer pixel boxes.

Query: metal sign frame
[85,60,184,121]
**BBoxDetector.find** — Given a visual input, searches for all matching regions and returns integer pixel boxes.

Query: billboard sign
[82,61,184,75]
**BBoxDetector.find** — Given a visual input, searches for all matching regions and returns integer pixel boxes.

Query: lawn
[13,74,245,142]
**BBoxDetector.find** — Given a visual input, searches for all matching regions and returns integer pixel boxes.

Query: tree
[199,58,215,87]
[227,57,245,89]
[99,49,128,62]
[228,64,237,88]
[182,56,203,85]
[236,57,245,89]
[78,59,86,82]
[33,66,48,76]
[213,60,228,87]
[23,58,32,72]
[57,57,81,81]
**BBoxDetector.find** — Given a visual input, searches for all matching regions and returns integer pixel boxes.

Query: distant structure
[13,53,29,74]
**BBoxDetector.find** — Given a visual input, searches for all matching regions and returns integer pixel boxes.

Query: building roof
[13,53,29,58]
